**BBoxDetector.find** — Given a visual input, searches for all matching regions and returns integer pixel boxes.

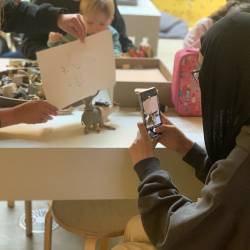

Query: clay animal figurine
[81,91,120,134]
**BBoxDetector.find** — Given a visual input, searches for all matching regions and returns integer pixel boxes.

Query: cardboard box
[110,58,172,107]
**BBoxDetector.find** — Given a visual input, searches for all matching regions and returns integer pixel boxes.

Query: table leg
[25,201,32,236]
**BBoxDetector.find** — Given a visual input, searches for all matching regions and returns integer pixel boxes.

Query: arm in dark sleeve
[112,0,136,52]
[32,0,61,5]
[32,0,80,12]
[1,0,68,34]
[134,156,238,250]
[182,142,212,184]
[135,157,193,249]
[22,0,74,61]
[21,33,48,60]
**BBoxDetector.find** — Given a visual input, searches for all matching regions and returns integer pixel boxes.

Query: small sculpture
[81,90,120,134]
[1,83,17,98]
[15,86,29,100]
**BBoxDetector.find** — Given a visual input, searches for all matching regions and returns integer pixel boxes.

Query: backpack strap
[186,39,200,52]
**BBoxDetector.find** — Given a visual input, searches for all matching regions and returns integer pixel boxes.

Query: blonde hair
[80,0,115,19]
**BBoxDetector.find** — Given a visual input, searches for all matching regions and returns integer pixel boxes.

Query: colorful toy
[126,47,154,58]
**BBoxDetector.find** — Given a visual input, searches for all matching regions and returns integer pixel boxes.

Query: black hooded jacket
[1,0,67,34]
[22,0,135,60]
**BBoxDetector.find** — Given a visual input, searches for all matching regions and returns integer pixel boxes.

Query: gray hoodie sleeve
[182,142,212,183]
[134,153,245,250]
[134,157,193,249]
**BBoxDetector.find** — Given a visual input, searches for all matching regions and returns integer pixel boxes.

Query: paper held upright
[36,30,116,110]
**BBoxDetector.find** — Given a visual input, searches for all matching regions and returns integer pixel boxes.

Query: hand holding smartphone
[138,87,162,139]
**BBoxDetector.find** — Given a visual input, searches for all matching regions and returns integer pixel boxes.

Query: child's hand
[139,42,151,52]
[49,32,63,44]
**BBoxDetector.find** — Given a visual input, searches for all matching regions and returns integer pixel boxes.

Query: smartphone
[138,87,162,138]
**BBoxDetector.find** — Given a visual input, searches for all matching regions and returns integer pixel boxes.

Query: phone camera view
[142,95,161,130]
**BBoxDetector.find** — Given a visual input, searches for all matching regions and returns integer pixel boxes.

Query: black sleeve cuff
[182,142,211,183]
[134,157,161,182]
[183,143,207,168]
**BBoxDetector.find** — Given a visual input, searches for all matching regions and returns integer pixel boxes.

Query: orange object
[130,49,136,57]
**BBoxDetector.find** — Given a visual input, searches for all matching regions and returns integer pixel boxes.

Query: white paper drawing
[36,30,115,110]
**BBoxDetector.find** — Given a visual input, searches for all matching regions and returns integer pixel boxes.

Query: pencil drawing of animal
[61,54,84,87]
[81,91,120,134]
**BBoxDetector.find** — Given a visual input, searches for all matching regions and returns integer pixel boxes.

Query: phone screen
[140,89,162,138]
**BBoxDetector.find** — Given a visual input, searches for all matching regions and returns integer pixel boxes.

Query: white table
[0,59,205,202]
[0,105,204,202]
[117,0,161,55]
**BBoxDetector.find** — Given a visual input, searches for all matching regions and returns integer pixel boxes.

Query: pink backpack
[171,40,202,116]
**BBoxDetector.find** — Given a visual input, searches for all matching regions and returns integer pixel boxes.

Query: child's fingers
[55,33,63,38]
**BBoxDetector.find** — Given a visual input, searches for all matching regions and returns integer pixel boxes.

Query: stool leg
[44,208,52,250]
[25,201,32,236]
[100,238,109,250]
[85,237,97,250]
[7,201,14,207]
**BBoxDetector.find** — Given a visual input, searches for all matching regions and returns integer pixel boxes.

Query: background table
[117,0,161,55]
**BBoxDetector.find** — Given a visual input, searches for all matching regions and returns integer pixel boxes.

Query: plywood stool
[44,199,139,250]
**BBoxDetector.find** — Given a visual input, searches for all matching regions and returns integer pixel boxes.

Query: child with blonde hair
[48,0,122,56]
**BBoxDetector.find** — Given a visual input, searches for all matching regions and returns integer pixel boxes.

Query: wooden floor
[0,38,184,250]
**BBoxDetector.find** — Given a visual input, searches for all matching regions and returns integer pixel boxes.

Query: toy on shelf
[125,47,154,58]
[81,91,120,134]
